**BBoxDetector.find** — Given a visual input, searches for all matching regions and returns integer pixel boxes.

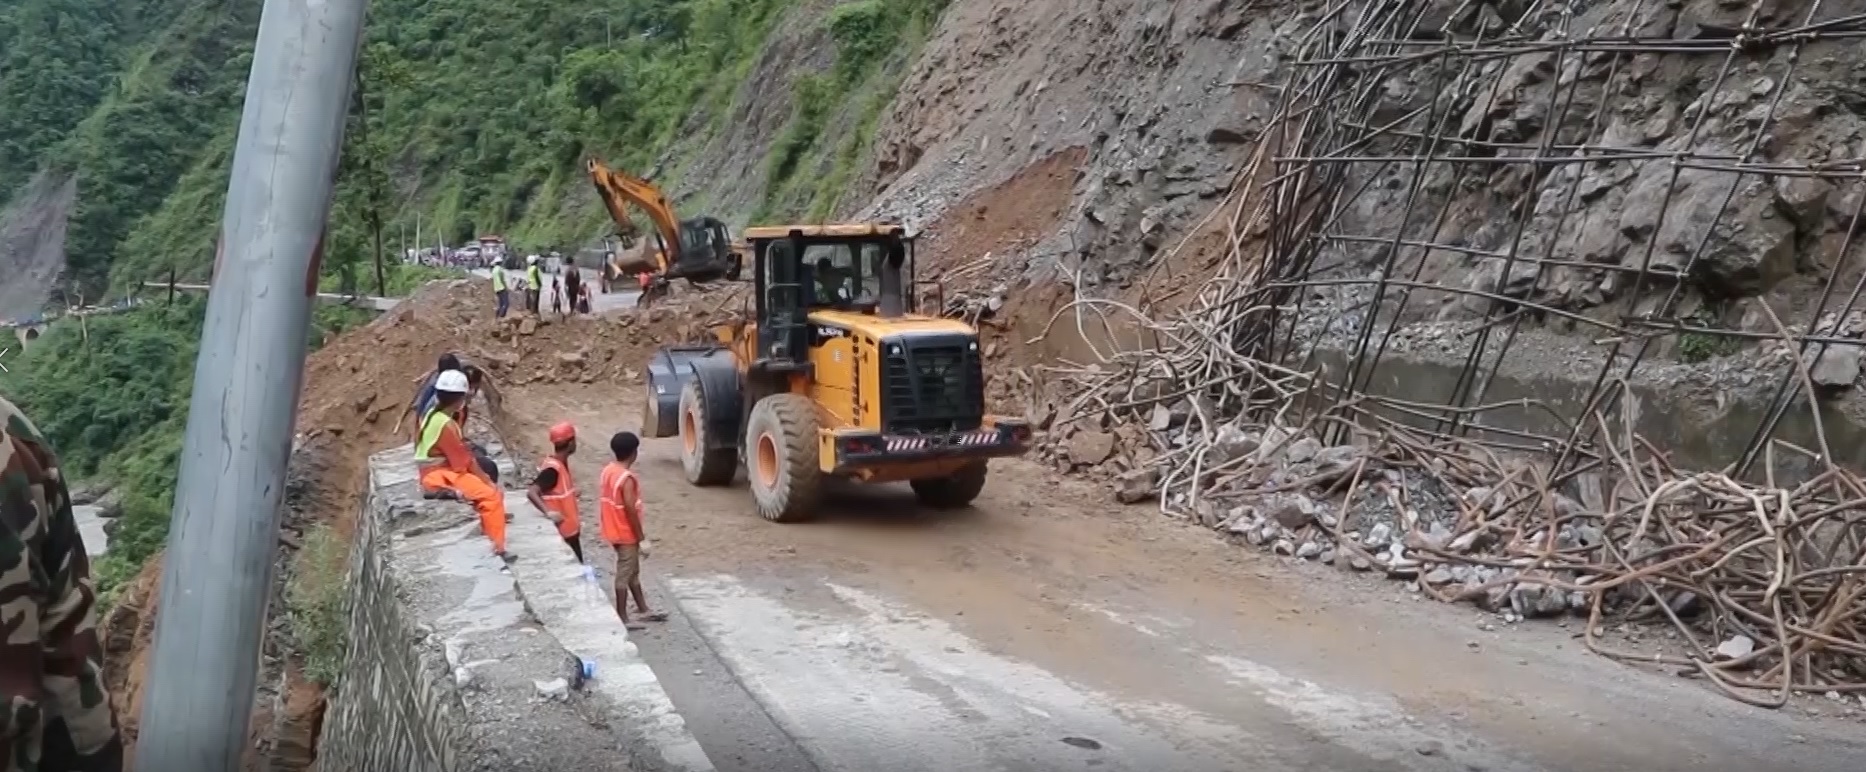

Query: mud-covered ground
[496,378,1866,772]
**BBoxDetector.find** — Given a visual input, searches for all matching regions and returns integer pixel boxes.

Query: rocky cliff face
[0,171,75,319]
[1321,0,1866,329]
[855,0,1288,286]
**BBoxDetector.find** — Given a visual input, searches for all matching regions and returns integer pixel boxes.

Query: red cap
[548,422,577,444]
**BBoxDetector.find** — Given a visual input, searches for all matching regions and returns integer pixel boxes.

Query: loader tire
[679,379,736,486]
[745,395,822,523]
[910,461,988,509]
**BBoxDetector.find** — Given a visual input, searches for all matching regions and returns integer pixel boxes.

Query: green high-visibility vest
[414,409,454,465]
[491,264,507,291]
[527,265,542,290]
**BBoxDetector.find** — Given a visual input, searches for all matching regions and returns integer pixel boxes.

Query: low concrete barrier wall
[315,434,713,772]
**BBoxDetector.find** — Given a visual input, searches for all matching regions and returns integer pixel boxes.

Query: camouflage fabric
[0,394,123,772]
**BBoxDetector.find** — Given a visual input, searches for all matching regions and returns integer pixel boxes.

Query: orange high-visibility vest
[537,456,580,538]
[598,462,642,545]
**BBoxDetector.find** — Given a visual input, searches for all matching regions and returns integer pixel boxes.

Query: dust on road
[500,380,1866,772]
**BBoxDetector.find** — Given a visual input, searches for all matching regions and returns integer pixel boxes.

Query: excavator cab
[662,216,740,284]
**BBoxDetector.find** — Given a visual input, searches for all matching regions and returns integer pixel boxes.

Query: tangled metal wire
[1018,0,1866,705]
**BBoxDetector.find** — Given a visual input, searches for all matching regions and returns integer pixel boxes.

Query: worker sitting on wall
[417,370,511,561]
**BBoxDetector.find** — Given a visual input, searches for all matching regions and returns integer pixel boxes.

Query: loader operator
[813,256,851,303]
[417,370,511,560]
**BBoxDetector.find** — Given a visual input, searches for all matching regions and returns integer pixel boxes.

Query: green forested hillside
[2,0,948,298]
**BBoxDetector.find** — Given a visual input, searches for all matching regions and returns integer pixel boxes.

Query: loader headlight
[888,345,901,355]
[969,341,979,351]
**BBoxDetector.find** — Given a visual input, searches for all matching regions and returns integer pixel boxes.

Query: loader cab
[746,224,913,367]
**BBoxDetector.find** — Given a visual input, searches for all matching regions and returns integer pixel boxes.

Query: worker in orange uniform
[528,422,584,563]
[417,370,511,561]
[598,432,666,629]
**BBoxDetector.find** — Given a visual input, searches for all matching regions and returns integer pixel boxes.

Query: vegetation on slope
[0,261,447,599]
[759,0,948,221]
[9,0,955,300]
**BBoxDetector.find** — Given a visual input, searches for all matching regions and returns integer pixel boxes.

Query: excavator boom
[587,158,685,275]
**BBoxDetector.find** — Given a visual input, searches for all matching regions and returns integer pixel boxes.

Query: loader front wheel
[745,395,822,523]
[910,461,988,509]
[679,379,736,486]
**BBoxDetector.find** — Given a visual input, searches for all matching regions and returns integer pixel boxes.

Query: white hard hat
[527,254,539,264]
[435,369,470,394]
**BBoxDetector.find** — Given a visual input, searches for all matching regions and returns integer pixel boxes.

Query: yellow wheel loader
[640,224,1032,522]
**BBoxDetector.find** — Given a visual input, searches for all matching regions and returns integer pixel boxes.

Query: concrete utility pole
[134,0,367,769]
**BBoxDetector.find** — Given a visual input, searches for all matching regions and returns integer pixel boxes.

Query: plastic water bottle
[580,564,603,605]
[578,565,602,681]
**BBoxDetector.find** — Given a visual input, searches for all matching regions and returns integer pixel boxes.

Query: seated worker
[411,359,500,484]
[813,257,849,303]
[416,370,510,560]
[407,353,463,440]
[528,422,583,563]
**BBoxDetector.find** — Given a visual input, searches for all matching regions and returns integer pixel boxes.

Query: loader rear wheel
[910,461,988,509]
[679,379,736,486]
[745,395,822,523]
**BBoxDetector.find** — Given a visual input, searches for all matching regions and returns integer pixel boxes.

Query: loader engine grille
[880,334,984,435]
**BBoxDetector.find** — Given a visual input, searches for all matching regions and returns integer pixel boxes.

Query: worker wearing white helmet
[415,370,511,559]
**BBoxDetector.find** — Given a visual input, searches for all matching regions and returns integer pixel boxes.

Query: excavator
[586,157,743,305]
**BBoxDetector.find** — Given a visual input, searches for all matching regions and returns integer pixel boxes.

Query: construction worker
[563,256,583,316]
[0,394,126,772]
[598,431,665,629]
[416,370,510,560]
[525,255,543,315]
[528,422,583,563]
[549,275,564,318]
[491,258,510,318]
[406,353,463,440]
[577,279,594,315]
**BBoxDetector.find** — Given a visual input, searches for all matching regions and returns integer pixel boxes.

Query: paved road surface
[470,267,641,313]
[500,381,1866,772]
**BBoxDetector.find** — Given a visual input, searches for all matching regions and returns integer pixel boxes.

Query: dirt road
[502,381,1866,772]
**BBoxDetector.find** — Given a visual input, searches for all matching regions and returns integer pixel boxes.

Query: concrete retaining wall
[316,434,713,772]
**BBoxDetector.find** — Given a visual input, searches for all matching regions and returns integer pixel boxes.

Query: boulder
[1067,430,1117,466]
[1211,424,1260,463]
[1810,344,1862,391]
[1113,468,1159,504]
[1284,436,1322,464]
[1262,493,1320,529]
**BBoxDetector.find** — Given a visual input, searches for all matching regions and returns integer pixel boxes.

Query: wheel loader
[639,223,1033,521]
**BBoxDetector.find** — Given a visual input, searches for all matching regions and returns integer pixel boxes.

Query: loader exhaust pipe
[878,241,906,318]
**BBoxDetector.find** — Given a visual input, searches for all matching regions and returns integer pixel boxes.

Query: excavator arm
[587,157,685,275]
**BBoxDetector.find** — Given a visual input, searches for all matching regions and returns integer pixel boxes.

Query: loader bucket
[643,345,726,438]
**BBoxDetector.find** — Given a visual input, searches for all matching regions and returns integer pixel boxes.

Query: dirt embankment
[0,170,77,319]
